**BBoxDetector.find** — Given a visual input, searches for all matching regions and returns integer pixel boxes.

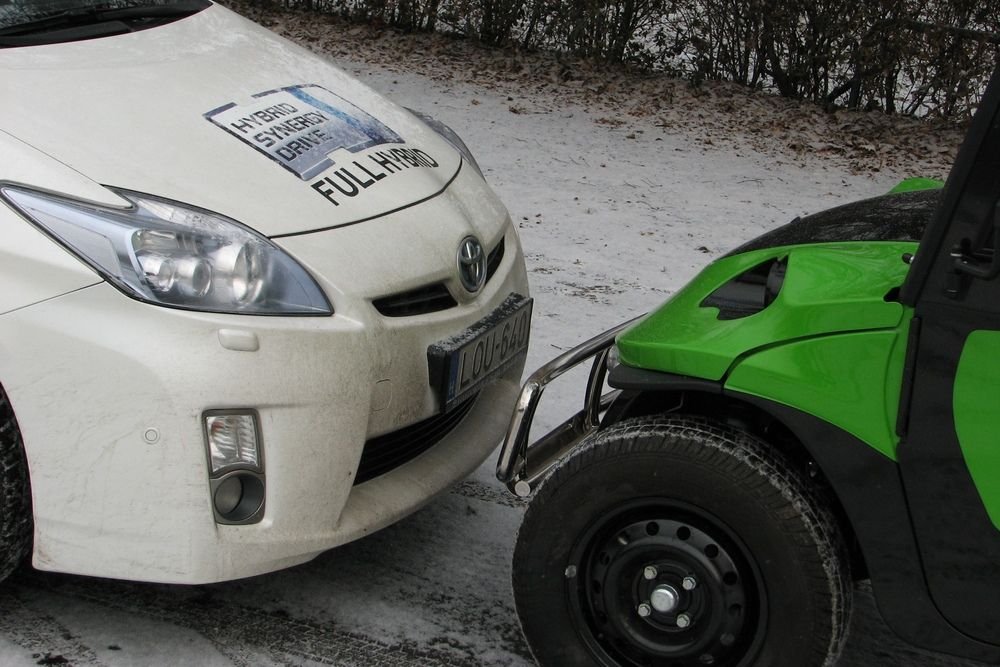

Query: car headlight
[407,108,485,179]
[1,186,332,315]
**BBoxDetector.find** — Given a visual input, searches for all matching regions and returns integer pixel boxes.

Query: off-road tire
[0,384,32,583]
[513,415,851,667]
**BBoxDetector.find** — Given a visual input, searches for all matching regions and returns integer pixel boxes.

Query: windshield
[0,0,209,44]
[4,0,172,28]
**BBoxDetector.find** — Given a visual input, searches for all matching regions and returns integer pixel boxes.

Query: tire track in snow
[293,500,533,665]
[0,584,104,666]
[10,571,501,667]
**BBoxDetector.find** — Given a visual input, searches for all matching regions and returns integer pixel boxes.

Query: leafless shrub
[252,0,999,120]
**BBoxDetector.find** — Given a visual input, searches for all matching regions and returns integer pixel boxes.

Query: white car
[0,0,530,584]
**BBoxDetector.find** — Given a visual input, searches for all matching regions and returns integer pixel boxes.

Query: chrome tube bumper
[496,317,642,496]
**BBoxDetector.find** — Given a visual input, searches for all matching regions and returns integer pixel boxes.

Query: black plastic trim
[608,365,722,394]
[355,394,476,485]
[373,283,456,317]
[894,316,921,438]
[486,236,505,283]
[371,235,506,318]
[727,392,1000,662]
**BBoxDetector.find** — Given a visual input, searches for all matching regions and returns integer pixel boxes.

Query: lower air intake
[354,395,477,485]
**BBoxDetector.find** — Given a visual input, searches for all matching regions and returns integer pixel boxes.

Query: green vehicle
[497,66,1000,666]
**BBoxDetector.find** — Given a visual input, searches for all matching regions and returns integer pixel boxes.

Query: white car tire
[0,384,31,584]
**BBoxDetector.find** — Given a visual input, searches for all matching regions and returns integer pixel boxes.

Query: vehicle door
[898,62,1000,643]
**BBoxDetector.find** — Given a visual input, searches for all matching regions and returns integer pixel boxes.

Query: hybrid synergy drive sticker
[205,84,404,180]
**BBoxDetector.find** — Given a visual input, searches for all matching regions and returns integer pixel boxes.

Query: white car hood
[0,3,462,237]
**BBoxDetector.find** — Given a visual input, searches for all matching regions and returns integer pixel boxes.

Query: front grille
[373,284,456,317]
[354,395,477,485]
[485,237,505,283]
[372,236,507,318]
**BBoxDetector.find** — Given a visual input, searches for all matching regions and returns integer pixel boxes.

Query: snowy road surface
[0,10,993,666]
[0,496,992,667]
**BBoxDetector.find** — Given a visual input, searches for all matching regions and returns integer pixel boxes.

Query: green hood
[617,241,916,381]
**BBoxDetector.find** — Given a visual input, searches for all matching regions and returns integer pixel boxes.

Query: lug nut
[676,613,692,628]
[682,576,697,591]
[637,603,652,618]
[643,566,658,580]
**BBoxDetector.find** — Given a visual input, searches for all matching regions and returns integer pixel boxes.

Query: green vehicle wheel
[512,416,851,667]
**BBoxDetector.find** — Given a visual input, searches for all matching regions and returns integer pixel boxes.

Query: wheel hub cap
[650,584,680,613]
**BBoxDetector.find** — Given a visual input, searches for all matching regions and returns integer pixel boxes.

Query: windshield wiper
[0,0,208,46]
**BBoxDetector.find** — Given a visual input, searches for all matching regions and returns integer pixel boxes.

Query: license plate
[428,294,532,411]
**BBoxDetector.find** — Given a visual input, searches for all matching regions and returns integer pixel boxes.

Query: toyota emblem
[457,236,487,293]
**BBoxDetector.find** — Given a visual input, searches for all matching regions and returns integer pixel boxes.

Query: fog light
[212,472,265,524]
[203,410,265,524]
[204,411,260,475]
[214,475,244,515]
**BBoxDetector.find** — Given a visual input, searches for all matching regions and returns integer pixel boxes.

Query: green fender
[617,241,917,459]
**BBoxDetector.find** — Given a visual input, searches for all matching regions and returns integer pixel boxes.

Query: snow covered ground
[0,4,991,666]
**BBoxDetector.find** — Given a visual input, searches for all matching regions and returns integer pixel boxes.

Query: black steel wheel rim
[565,498,767,667]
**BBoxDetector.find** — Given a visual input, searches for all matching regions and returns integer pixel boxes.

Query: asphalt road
[0,472,993,667]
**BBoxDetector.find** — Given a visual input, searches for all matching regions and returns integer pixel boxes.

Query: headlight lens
[407,108,485,179]
[1,186,332,315]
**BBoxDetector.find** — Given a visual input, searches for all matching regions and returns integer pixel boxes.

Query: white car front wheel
[0,384,31,584]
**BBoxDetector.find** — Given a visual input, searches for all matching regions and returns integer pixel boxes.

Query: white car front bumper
[1,201,528,584]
